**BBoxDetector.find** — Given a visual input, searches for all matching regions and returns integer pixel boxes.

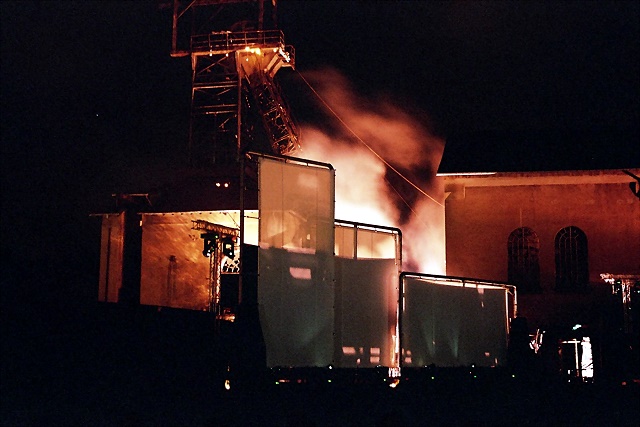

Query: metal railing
[191,29,294,61]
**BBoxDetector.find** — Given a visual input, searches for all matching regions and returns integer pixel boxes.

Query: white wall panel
[258,157,335,367]
[335,258,398,368]
[402,276,510,367]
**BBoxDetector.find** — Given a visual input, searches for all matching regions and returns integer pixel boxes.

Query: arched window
[508,227,541,293]
[555,226,589,291]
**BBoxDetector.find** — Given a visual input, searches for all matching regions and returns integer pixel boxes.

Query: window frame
[555,226,589,292]
[507,226,541,293]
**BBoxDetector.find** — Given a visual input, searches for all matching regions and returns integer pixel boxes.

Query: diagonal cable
[296,70,443,208]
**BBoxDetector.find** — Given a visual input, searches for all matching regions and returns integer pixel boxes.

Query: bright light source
[581,337,594,380]
[224,379,231,390]
[388,367,401,378]
[572,324,582,330]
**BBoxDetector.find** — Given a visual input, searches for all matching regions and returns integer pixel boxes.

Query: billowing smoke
[294,69,446,274]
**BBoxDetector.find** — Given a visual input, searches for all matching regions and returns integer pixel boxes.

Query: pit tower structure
[170,0,299,170]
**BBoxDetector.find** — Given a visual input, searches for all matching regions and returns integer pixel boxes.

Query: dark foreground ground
[3,303,639,426]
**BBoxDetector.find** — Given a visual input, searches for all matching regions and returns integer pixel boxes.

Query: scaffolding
[192,220,239,315]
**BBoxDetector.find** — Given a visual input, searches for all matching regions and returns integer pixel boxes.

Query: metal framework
[601,273,640,335]
[398,272,518,370]
[192,220,239,314]
[555,226,589,291]
[169,0,299,168]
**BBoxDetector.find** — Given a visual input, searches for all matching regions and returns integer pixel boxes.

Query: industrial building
[93,0,638,383]
[441,169,640,380]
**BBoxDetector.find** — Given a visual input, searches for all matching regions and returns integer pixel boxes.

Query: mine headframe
[166,0,299,169]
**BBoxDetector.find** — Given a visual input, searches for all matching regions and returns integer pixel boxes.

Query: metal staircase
[245,67,299,155]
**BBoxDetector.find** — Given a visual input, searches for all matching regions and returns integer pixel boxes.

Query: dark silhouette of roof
[438,128,639,174]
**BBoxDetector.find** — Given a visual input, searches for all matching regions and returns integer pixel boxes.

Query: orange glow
[243,46,262,55]
[295,69,446,273]
[289,267,312,280]
[342,346,356,356]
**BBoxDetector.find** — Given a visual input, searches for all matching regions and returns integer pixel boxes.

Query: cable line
[296,70,443,208]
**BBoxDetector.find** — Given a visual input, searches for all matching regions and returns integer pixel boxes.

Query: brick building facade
[442,169,639,332]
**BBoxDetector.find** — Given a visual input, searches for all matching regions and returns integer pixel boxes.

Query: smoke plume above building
[294,69,446,274]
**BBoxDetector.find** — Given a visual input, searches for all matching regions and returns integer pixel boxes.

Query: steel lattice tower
[169,0,299,170]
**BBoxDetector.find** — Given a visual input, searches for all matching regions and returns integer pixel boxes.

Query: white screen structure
[257,156,336,367]
[402,276,511,368]
[334,223,401,369]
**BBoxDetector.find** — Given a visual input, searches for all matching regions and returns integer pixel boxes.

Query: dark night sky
[1,1,639,304]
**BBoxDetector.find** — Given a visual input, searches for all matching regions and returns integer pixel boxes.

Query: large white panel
[258,248,334,367]
[259,158,334,252]
[257,157,335,367]
[335,258,398,368]
[402,277,509,367]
